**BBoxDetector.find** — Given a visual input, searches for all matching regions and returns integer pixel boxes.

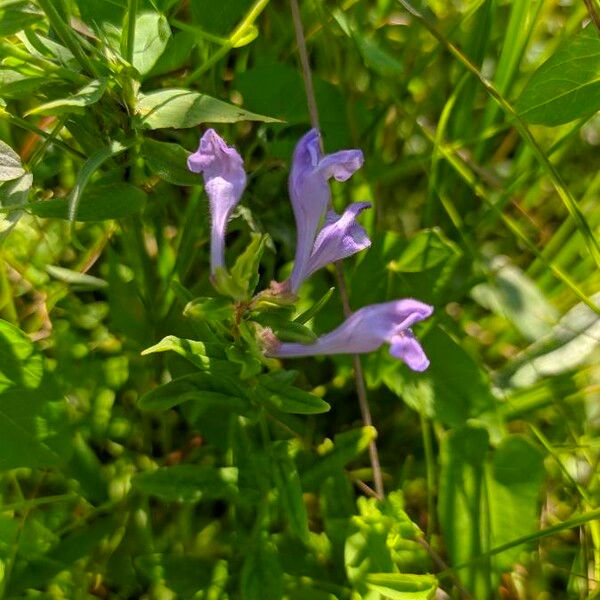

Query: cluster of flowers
[187,128,433,372]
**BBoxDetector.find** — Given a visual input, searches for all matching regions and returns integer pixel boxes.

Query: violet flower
[300,202,372,285]
[288,129,364,292]
[268,299,433,372]
[187,129,246,275]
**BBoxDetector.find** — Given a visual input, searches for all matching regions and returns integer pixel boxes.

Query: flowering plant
[181,128,433,372]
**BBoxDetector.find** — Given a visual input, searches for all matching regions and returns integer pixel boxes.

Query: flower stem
[289,0,384,500]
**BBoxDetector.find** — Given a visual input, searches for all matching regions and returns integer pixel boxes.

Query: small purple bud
[188,129,246,275]
[268,299,433,372]
[289,129,364,290]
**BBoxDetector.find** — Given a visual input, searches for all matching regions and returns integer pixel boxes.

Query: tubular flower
[187,129,246,275]
[299,202,372,287]
[269,299,433,372]
[288,129,364,292]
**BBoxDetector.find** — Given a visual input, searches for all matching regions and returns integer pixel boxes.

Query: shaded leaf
[133,465,238,502]
[516,26,600,125]
[257,372,330,415]
[136,88,279,129]
[143,138,197,185]
[0,140,25,182]
[27,183,146,221]
[133,12,171,76]
[26,79,107,116]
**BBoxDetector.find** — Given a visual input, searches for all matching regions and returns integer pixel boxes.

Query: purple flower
[295,202,371,290]
[289,129,364,291]
[268,299,433,371]
[187,129,246,275]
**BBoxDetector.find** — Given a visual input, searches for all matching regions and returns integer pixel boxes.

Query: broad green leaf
[502,292,600,388]
[516,26,600,125]
[0,173,31,239]
[147,31,195,77]
[438,426,490,598]
[136,88,279,129]
[45,265,108,290]
[240,535,284,600]
[142,335,239,375]
[25,79,107,117]
[133,465,238,502]
[0,1,42,36]
[487,436,545,573]
[472,256,558,341]
[27,183,146,221]
[143,138,198,185]
[0,140,25,182]
[0,320,64,470]
[257,372,330,415]
[365,573,437,599]
[303,426,377,489]
[272,441,310,543]
[383,327,496,426]
[132,12,171,76]
[138,372,249,413]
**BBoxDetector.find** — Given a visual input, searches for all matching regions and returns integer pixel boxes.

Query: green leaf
[472,256,558,341]
[438,425,490,598]
[27,182,147,221]
[230,232,267,298]
[257,372,330,415]
[0,140,25,182]
[272,441,310,543]
[46,265,108,290]
[383,327,496,426]
[25,79,107,117]
[365,573,437,599]
[136,88,280,129]
[135,554,213,597]
[0,173,31,240]
[252,312,317,344]
[0,1,42,36]
[487,436,545,573]
[387,228,459,273]
[133,465,238,502]
[68,140,128,221]
[0,320,64,470]
[143,138,198,185]
[184,296,235,324]
[132,12,171,76]
[516,26,600,126]
[141,335,240,375]
[501,293,600,388]
[241,535,284,600]
[147,31,195,77]
[138,372,249,413]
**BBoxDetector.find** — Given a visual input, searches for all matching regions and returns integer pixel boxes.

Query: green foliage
[0,0,598,598]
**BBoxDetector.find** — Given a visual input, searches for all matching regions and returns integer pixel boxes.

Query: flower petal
[299,202,371,288]
[288,130,364,291]
[389,332,430,371]
[187,129,246,274]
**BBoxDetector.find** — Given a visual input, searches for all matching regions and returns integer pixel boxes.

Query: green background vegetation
[0,0,599,598]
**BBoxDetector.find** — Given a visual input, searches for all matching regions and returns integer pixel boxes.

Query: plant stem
[289,0,384,500]
[123,0,138,64]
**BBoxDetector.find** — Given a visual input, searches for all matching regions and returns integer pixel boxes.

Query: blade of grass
[397,0,600,270]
